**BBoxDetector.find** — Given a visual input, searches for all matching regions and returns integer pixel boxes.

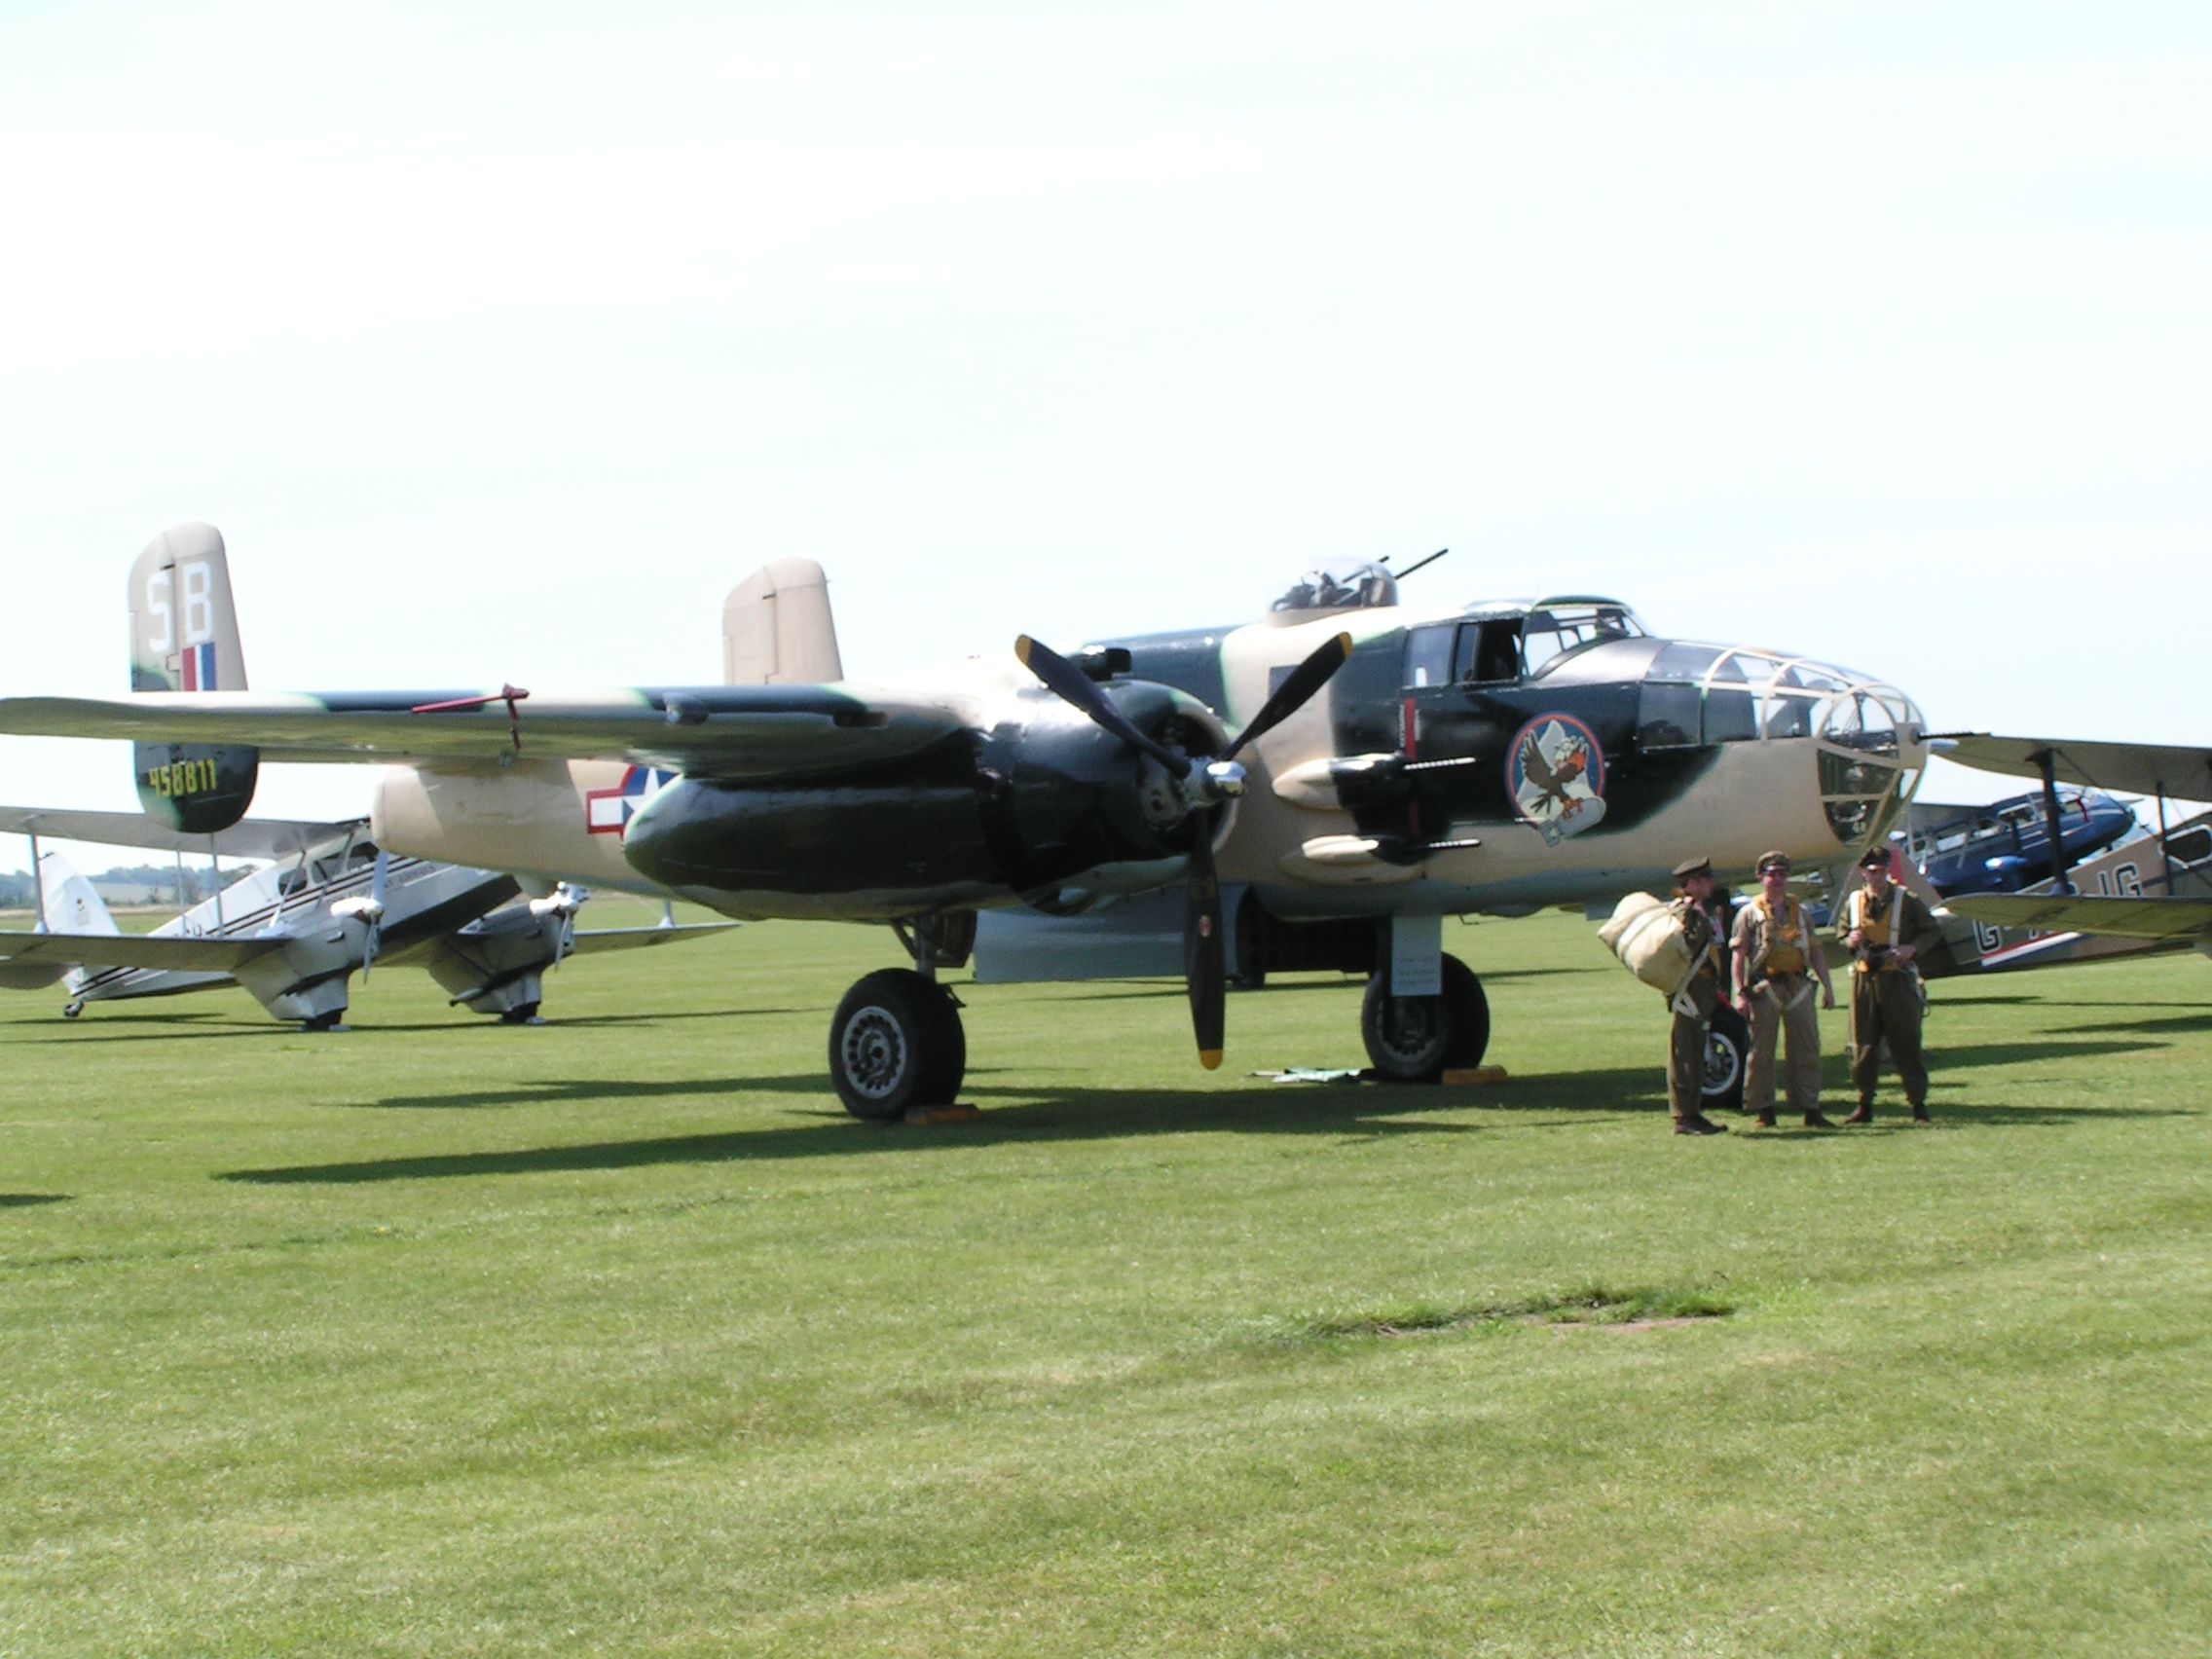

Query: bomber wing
[1935,734,2212,800]
[1944,893,2212,944]
[0,929,287,971]
[0,684,969,778]
[0,803,364,861]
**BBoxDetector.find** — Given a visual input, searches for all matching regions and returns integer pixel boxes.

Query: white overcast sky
[2,1,2207,867]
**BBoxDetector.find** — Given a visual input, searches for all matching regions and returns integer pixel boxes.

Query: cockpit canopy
[1401,597,1650,687]
[1271,560,1399,615]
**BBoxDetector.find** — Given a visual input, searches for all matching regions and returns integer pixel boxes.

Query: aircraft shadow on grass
[218,1026,2190,1186]
[0,1193,68,1207]
[1,1006,811,1045]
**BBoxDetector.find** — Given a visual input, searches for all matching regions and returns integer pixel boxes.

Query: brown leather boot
[1841,1102,1873,1125]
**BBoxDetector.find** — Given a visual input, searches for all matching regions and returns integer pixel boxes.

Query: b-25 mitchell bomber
[0,534,1930,1115]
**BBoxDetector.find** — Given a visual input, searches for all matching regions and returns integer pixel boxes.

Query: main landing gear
[829,970,968,1119]
[829,912,976,1120]
[1359,953,1491,1083]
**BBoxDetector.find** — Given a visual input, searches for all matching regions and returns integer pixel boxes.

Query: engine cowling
[618,680,1229,917]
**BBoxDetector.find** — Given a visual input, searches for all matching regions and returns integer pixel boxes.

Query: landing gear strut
[1359,954,1491,1082]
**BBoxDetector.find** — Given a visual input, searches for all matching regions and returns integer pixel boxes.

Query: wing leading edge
[1935,734,2212,801]
[0,930,286,971]
[0,684,969,778]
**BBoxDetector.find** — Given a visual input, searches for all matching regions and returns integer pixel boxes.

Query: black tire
[829,969,966,1120]
[1361,955,1489,1082]
[1703,1003,1748,1114]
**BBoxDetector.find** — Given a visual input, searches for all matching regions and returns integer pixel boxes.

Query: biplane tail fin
[38,850,123,938]
[127,524,259,833]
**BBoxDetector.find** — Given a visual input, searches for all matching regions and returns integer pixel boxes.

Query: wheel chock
[901,1103,980,1125]
[1440,1066,1510,1087]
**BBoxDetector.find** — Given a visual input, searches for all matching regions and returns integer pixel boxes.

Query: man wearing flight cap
[1663,856,1728,1134]
[1838,846,1942,1124]
[1730,850,1837,1127]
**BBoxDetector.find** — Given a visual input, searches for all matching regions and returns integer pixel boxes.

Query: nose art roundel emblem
[1506,713,1608,847]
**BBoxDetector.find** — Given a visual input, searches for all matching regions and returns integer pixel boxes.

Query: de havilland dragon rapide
[0,527,1928,1117]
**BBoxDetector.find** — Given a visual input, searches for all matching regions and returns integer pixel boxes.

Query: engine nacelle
[620,681,1229,917]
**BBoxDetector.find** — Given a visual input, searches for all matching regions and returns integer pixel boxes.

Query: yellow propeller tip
[1198,1050,1223,1070]
[1014,635,1035,664]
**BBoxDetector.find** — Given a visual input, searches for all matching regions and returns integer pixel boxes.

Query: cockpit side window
[1455,619,1523,684]
[1402,624,1455,689]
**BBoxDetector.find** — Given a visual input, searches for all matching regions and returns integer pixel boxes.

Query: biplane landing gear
[829,969,966,1120]
[1703,1004,1748,1115]
[1359,955,1491,1083]
[60,1000,83,1019]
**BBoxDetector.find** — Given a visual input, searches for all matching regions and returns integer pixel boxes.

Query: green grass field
[3,909,2207,1656]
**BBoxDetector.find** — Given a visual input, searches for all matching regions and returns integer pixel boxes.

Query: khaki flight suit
[1842,884,1941,1109]
[1732,893,1826,1120]
[1666,896,1725,1123]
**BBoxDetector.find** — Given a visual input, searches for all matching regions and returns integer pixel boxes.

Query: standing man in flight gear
[1666,856,1729,1135]
[1839,846,1942,1124]
[1731,851,1838,1128]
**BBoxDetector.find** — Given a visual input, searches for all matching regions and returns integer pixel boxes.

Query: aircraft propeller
[1014,629,1353,1067]
[331,849,391,979]
[530,882,590,967]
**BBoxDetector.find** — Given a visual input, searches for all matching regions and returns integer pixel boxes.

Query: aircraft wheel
[830,969,966,1120]
[1361,955,1488,1082]
[1703,1004,1748,1114]
[60,1000,84,1020]
[499,1004,543,1025]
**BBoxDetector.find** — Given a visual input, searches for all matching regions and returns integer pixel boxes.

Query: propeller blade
[1014,635,1186,773]
[1224,631,1354,761]
[360,849,390,980]
[1185,817,1226,1069]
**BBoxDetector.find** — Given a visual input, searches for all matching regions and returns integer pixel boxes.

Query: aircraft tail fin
[38,850,123,938]
[128,524,259,832]
[722,559,843,684]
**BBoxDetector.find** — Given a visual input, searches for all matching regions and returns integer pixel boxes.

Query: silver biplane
[0,803,731,1028]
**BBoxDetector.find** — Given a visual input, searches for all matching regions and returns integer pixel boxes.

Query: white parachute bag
[1599,892,1699,996]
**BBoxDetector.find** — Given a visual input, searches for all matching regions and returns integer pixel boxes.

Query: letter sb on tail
[129,523,258,832]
